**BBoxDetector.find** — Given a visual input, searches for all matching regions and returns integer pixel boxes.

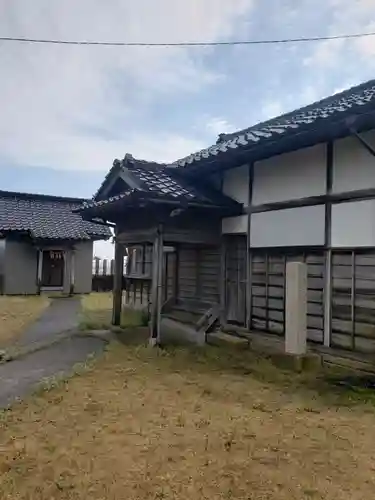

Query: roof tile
[174,79,375,168]
[0,191,111,240]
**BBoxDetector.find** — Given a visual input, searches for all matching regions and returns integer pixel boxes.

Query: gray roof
[173,79,375,169]
[84,154,240,211]
[0,190,111,241]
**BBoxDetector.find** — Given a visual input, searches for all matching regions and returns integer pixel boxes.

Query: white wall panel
[223,164,249,205]
[252,144,327,205]
[332,130,375,193]
[222,215,248,234]
[250,205,325,247]
[332,200,375,247]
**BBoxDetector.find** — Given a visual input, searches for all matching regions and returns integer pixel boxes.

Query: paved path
[0,297,108,409]
[0,336,106,408]
[13,297,82,349]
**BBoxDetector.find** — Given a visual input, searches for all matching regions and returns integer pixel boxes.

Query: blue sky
[0,0,375,256]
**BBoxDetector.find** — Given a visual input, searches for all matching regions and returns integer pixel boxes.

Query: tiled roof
[0,191,111,240]
[173,79,375,168]
[125,156,230,205]
[84,155,240,211]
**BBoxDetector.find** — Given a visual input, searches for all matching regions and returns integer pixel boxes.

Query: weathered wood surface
[225,235,247,325]
[331,250,375,353]
[249,251,325,343]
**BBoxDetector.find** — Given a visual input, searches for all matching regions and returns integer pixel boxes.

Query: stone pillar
[285,261,307,355]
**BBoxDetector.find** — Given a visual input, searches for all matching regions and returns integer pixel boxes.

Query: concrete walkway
[0,297,107,408]
[0,336,107,408]
[13,297,82,349]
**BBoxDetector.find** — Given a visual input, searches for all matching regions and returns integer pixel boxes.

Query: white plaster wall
[250,205,325,247]
[222,215,248,234]
[331,200,375,247]
[332,130,375,193]
[252,144,327,205]
[222,164,249,205]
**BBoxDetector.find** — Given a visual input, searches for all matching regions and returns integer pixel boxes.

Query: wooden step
[164,309,202,326]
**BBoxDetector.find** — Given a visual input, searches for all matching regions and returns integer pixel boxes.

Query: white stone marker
[285,261,307,355]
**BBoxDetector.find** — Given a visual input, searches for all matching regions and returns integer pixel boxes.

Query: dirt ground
[1,341,375,500]
[0,296,50,348]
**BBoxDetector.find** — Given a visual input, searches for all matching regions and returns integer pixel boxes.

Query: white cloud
[261,101,285,120]
[304,0,375,70]
[0,0,254,172]
[205,117,235,136]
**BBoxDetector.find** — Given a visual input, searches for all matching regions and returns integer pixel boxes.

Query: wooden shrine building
[77,154,241,344]
[78,79,375,355]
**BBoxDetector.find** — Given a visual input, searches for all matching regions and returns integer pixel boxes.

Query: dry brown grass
[0,296,50,348]
[1,342,375,499]
[80,292,148,330]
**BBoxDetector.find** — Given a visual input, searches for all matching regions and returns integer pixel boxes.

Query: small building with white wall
[0,190,111,295]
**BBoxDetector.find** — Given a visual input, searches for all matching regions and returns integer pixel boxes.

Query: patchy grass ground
[80,292,148,330]
[1,342,375,499]
[0,296,50,348]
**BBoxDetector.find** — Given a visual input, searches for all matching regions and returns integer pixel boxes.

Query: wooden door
[225,236,247,325]
[41,250,64,287]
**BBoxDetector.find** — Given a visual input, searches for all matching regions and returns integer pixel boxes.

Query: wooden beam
[117,228,157,245]
[112,230,124,326]
[350,129,375,158]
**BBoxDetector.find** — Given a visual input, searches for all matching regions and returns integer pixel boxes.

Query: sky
[1,0,375,258]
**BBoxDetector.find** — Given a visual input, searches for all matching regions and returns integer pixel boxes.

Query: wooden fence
[92,257,127,292]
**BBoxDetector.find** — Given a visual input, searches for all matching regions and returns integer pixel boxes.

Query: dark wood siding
[331,250,375,353]
[177,245,220,305]
[225,236,247,324]
[199,247,220,304]
[250,250,324,343]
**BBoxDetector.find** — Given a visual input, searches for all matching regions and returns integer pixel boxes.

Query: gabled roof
[0,190,111,241]
[173,79,375,171]
[82,154,241,213]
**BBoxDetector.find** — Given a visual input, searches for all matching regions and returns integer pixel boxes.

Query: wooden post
[246,163,254,330]
[149,230,160,344]
[156,225,164,344]
[150,225,164,346]
[219,237,227,325]
[112,231,124,326]
[324,141,333,347]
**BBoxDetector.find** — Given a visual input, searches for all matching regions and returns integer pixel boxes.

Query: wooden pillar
[156,225,164,344]
[324,141,333,347]
[150,230,160,344]
[174,244,180,302]
[246,163,254,330]
[219,237,227,325]
[112,231,124,326]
